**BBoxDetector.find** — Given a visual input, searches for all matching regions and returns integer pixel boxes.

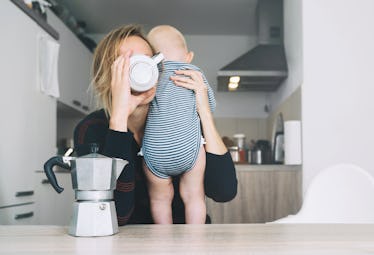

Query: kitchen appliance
[233,133,246,149]
[43,144,128,237]
[284,120,302,165]
[229,146,240,163]
[273,132,284,164]
[217,0,288,92]
[252,140,272,164]
[233,133,247,163]
[129,53,164,92]
[272,113,285,164]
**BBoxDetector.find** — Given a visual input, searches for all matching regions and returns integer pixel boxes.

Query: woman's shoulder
[74,109,109,142]
[77,109,108,127]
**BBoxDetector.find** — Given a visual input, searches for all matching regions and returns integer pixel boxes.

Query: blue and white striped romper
[142,61,216,179]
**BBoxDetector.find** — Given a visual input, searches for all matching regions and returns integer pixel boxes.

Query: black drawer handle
[15,191,34,197]
[41,179,50,184]
[14,211,34,220]
[72,100,81,106]
[82,105,89,111]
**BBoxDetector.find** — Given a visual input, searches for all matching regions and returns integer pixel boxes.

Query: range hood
[217,0,288,92]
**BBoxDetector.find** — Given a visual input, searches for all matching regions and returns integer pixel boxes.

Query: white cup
[129,53,164,92]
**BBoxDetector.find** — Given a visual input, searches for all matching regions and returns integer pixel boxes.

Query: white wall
[269,0,303,112]
[90,33,270,118]
[302,0,374,192]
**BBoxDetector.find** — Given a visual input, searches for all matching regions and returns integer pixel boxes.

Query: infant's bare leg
[179,147,206,224]
[143,161,174,224]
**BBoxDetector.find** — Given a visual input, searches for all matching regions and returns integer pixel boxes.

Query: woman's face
[118,36,156,105]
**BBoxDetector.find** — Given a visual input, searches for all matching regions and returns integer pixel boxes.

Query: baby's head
[147,25,194,63]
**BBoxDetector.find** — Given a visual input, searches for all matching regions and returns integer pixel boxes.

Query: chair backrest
[275,164,374,223]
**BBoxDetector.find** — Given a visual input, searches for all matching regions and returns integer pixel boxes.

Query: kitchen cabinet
[206,165,302,223]
[34,172,74,225]
[10,0,59,40]
[0,204,35,225]
[0,1,56,224]
[46,10,94,114]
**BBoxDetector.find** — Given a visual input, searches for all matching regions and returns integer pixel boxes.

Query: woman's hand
[170,70,211,118]
[109,51,154,132]
[170,70,227,155]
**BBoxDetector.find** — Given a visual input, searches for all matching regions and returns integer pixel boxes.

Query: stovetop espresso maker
[44,145,127,237]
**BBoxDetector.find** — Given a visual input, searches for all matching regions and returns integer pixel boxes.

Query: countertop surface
[0,224,373,254]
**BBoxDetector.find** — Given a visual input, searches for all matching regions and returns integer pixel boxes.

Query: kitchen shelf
[11,0,59,40]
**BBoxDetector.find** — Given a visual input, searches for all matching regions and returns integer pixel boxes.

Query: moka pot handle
[43,156,71,193]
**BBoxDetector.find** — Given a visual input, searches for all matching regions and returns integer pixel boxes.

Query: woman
[74,24,237,225]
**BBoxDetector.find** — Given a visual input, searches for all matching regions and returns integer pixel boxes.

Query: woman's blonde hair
[92,24,154,116]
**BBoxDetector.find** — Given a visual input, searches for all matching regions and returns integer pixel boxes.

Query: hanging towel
[38,34,60,98]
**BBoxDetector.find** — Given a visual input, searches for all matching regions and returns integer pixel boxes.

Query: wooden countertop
[1,224,373,254]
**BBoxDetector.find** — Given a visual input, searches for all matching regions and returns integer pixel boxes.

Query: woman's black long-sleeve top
[74,109,237,225]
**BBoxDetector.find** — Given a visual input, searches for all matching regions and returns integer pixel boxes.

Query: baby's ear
[186,51,194,63]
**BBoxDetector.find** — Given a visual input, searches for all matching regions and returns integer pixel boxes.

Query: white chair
[274,164,374,223]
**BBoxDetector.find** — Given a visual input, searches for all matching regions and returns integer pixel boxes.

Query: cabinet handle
[41,179,50,184]
[15,191,34,197]
[14,211,34,220]
[82,105,89,111]
[72,100,81,107]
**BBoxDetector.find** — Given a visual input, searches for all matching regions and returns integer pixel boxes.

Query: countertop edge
[234,164,302,172]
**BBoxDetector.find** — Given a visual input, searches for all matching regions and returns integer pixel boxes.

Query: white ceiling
[54,0,259,35]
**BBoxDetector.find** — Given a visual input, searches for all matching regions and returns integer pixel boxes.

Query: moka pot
[43,146,128,237]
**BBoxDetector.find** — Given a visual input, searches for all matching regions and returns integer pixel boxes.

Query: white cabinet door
[47,10,94,114]
[0,204,36,225]
[34,172,74,225]
[0,1,56,207]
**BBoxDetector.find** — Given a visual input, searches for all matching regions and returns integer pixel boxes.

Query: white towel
[38,34,60,98]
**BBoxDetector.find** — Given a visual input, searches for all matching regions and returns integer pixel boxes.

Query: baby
[142,25,215,224]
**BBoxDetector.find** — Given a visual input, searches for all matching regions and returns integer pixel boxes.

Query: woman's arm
[198,105,227,154]
[109,50,155,133]
[205,152,237,202]
[171,70,238,202]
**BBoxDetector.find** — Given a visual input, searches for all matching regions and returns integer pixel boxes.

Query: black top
[74,109,237,225]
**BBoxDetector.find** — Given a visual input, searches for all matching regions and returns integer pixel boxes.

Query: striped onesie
[142,61,215,179]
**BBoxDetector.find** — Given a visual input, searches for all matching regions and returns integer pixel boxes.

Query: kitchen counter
[234,164,301,171]
[207,164,302,223]
[0,224,373,254]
